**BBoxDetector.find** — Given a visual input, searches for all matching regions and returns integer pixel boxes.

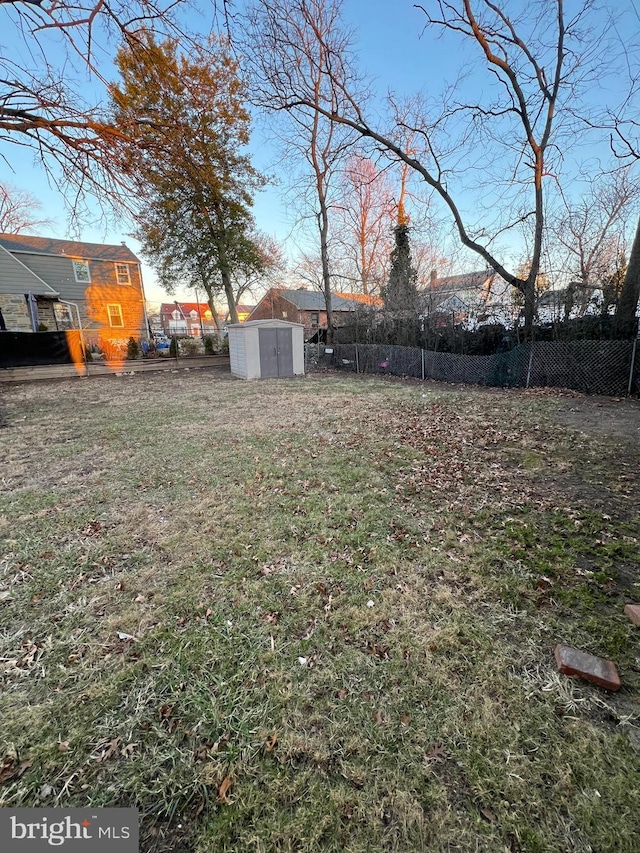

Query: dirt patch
[550,394,640,444]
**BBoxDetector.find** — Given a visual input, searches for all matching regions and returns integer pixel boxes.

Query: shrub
[126,336,141,360]
[180,337,199,356]
[203,335,215,355]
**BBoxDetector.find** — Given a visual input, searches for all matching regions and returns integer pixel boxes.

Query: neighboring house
[160,302,217,337]
[0,234,148,349]
[147,312,163,337]
[422,269,515,329]
[536,285,603,324]
[223,304,255,324]
[249,287,382,338]
[158,300,255,337]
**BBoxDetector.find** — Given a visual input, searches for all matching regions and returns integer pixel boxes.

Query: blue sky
[1,0,638,304]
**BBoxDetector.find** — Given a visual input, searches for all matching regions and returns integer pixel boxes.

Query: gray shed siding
[229,327,249,379]
[228,320,304,380]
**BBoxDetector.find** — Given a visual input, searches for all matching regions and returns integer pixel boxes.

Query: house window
[115,263,131,285]
[72,260,91,283]
[107,303,124,328]
[310,312,319,326]
[54,303,72,326]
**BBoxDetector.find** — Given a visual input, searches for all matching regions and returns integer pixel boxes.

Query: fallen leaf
[193,744,210,762]
[93,736,120,763]
[116,631,136,641]
[337,688,348,700]
[18,640,40,668]
[218,775,232,803]
[0,590,12,603]
[401,715,412,726]
[211,733,230,753]
[0,756,33,785]
[425,744,447,764]
[265,733,278,752]
[374,709,384,725]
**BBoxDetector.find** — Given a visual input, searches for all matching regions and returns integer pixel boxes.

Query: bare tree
[232,232,287,304]
[0,183,52,233]
[249,0,616,334]
[333,154,395,295]
[549,169,640,318]
[243,0,360,343]
[1,0,229,216]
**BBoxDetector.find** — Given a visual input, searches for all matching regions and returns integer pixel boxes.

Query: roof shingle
[0,234,140,263]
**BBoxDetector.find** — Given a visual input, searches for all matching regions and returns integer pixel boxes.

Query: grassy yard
[1,369,639,852]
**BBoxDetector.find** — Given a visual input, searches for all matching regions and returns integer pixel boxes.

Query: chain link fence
[307,340,640,396]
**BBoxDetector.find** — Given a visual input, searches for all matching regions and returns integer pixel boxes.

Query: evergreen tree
[382,224,421,346]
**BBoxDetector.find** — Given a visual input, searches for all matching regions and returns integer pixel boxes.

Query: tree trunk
[613,215,640,339]
[318,204,334,345]
[523,279,536,337]
[204,293,222,337]
[222,269,239,325]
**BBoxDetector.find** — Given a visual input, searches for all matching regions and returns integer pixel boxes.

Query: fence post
[628,336,638,396]
[354,343,359,374]
[525,344,534,389]
[421,348,425,381]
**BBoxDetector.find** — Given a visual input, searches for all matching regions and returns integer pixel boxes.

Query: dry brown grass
[1,369,639,852]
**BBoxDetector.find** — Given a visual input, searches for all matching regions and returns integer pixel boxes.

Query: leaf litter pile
[1,370,639,852]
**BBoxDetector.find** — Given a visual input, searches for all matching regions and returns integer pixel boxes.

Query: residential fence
[305,340,640,396]
[0,331,83,368]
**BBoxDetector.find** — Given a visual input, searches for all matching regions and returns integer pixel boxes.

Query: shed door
[259,328,294,378]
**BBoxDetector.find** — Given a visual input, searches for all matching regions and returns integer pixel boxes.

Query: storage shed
[228,319,305,380]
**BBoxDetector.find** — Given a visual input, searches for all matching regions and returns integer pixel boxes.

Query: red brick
[554,644,621,692]
[624,604,640,627]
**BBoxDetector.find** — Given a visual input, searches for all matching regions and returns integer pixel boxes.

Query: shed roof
[228,319,304,329]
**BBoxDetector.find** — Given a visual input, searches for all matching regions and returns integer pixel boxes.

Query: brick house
[248,288,382,339]
[0,234,148,351]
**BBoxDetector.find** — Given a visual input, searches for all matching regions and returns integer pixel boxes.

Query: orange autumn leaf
[218,775,232,804]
